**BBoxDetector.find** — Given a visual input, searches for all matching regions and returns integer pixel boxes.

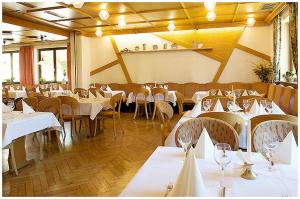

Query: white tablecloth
[103,90,126,101]
[120,147,297,197]
[192,91,209,103]
[61,98,111,120]
[2,111,61,148]
[126,91,177,106]
[49,90,71,97]
[8,90,27,99]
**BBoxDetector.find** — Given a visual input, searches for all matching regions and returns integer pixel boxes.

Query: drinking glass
[266,101,273,114]
[235,90,241,98]
[224,91,230,97]
[243,99,250,112]
[263,133,280,171]
[227,101,234,111]
[249,90,255,96]
[203,99,212,111]
[260,99,267,108]
[7,99,15,112]
[214,143,232,188]
[210,90,217,96]
[178,130,192,156]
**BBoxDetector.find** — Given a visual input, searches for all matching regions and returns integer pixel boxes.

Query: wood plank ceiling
[2,2,284,42]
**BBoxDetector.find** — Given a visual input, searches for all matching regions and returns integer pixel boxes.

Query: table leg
[89,119,95,137]
[37,132,44,160]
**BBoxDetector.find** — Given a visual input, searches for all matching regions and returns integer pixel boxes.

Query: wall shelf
[118,47,213,54]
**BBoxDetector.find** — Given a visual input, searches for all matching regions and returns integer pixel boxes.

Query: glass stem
[220,166,225,187]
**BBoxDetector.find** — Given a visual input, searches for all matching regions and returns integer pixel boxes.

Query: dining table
[102,90,126,101]
[126,91,177,106]
[120,146,297,197]
[8,90,27,99]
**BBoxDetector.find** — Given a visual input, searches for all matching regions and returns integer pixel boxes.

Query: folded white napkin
[217,90,223,96]
[249,100,259,115]
[22,86,26,91]
[145,85,151,92]
[272,102,285,114]
[22,100,35,114]
[231,103,243,112]
[89,91,96,99]
[273,131,297,165]
[164,85,168,89]
[36,87,40,93]
[106,85,112,92]
[184,102,201,118]
[242,90,248,96]
[96,91,104,99]
[2,103,12,113]
[253,91,260,96]
[59,86,64,91]
[50,86,53,91]
[194,128,214,159]
[169,148,206,197]
[212,99,224,112]
[9,86,14,91]
[258,104,267,115]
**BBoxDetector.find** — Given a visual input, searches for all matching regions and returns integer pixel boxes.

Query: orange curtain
[67,43,72,90]
[19,46,35,86]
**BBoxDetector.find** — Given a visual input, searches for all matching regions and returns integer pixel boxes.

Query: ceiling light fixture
[168,22,175,31]
[99,9,109,20]
[206,11,216,21]
[118,16,126,29]
[204,0,216,11]
[247,17,256,26]
[72,2,84,9]
[38,35,46,66]
[96,29,103,37]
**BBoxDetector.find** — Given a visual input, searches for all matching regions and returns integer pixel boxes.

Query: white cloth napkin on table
[59,86,64,91]
[145,85,151,92]
[106,85,112,92]
[169,148,206,197]
[242,90,248,96]
[272,102,285,114]
[258,104,267,115]
[2,103,12,113]
[9,86,14,91]
[273,131,298,165]
[212,99,224,112]
[89,91,96,99]
[22,86,26,91]
[22,100,35,114]
[217,90,223,96]
[194,128,214,159]
[36,87,40,93]
[96,91,104,99]
[249,100,259,115]
[231,104,243,112]
[184,102,201,118]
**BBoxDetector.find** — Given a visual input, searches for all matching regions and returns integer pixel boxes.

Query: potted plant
[6,77,15,85]
[252,60,274,83]
[39,77,46,84]
[282,70,295,82]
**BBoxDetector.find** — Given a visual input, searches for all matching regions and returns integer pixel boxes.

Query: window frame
[2,50,20,83]
[38,47,67,83]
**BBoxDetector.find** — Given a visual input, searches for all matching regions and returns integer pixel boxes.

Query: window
[38,47,68,82]
[1,51,20,82]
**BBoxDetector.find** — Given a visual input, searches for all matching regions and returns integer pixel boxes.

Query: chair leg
[152,103,156,120]
[55,131,63,152]
[113,116,117,137]
[145,103,149,119]
[94,118,98,137]
[133,103,138,119]
[119,117,124,135]
[9,143,18,176]
[48,130,51,142]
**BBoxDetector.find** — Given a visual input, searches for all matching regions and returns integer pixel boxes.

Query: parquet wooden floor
[2,113,180,196]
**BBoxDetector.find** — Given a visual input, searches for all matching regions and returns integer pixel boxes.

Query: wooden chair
[267,83,276,100]
[202,96,232,111]
[74,88,88,98]
[175,117,239,150]
[280,86,293,114]
[234,89,245,98]
[94,93,123,137]
[88,87,99,98]
[2,88,9,104]
[175,91,185,115]
[198,112,245,136]
[133,87,150,119]
[156,101,174,145]
[292,89,298,116]
[208,89,218,96]
[15,97,39,111]
[57,96,86,140]
[151,87,168,120]
[251,114,298,152]
[40,88,50,97]
[37,98,64,151]
[273,84,284,105]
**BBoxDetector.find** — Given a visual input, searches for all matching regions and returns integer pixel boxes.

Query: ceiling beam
[264,2,287,24]
[26,6,66,13]
[3,14,70,37]
[232,3,239,23]
[122,2,154,27]
[180,2,195,28]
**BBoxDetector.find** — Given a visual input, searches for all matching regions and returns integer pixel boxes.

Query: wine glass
[210,89,217,96]
[214,143,232,189]
[7,99,15,112]
[235,90,241,98]
[203,99,212,111]
[227,100,234,111]
[260,99,267,109]
[178,130,192,157]
[266,101,273,114]
[224,91,230,97]
[243,99,250,113]
[248,90,255,96]
[263,133,279,171]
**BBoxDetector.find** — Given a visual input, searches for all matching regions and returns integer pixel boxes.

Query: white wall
[75,25,273,88]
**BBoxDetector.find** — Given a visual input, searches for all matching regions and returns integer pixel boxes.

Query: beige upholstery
[133,87,150,119]
[156,101,174,145]
[151,87,168,120]
[175,117,239,150]
[273,84,284,105]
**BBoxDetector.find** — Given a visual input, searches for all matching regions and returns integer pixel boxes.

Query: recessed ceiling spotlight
[247,17,256,26]
[206,11,216,21]
[96,29,103,37]
[204,0,216,11]
[118,16,126,29]
[72,2,84,9]
[99,9,109,20]
[168,21,175,31]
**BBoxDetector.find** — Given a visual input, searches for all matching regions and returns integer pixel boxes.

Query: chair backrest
[234,89,245,98]
[202,96,232,111]
[57,96,79,116]
[273,84,284,105]
[74,88,88,98]
[280,86,293,113]
[2,88,9,100]
[175,117,239,150]
[267,83,276,100]
[15,97,39,111]
[292,89,298,116]
[198,112,245,135]
[38,97,62,119]
[133,87,149,103]
[251,116,298,152]
[109,93,123,116]
[236,96,270,109]
[175,91,184,115]
[151,87,168,101]
[88,87,99,98]
[156,101,174,125]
